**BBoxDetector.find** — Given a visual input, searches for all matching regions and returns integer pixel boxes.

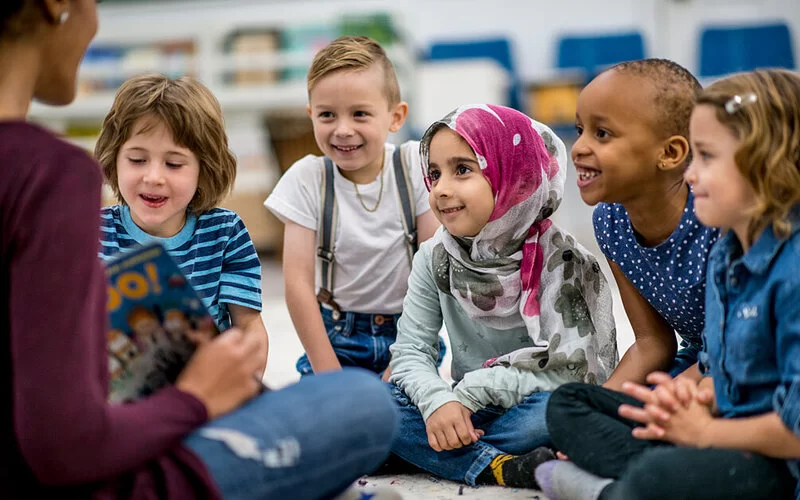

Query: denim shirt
[699,218,800,484]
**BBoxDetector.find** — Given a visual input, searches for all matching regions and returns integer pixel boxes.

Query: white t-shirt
[265,141,431,314]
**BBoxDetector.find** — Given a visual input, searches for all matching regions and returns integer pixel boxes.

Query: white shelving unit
[29,80,312,122]
[29,5,416,253]
[28,10,417,126]
[30,48,415,123]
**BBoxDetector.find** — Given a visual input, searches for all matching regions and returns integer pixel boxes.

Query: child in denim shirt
[536,69,800,500]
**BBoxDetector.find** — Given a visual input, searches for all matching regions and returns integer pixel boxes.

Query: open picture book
[104,242,219,403]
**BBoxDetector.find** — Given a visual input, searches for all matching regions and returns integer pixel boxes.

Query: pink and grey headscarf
[420,104,617,384]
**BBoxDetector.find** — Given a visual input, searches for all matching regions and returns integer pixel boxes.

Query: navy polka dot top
[593,191,720,347]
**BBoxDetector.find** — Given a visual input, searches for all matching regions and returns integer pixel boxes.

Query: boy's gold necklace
[353,164,385,212]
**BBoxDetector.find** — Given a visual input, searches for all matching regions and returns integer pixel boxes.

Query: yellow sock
[488,454,516,486]
[477,447,556,488]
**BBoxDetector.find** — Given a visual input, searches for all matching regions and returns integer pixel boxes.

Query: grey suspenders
[393,146,419,263]
[316,146,418,320]
[315,154,339,318]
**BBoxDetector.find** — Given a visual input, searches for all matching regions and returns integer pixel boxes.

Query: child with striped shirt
[95,74,268,374]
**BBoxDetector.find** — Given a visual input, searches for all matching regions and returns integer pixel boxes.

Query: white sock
[535,460,613,500]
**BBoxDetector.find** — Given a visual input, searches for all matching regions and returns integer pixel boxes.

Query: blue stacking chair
[426,38,522,111]
[556,32,646,80]
[699,23,795,77]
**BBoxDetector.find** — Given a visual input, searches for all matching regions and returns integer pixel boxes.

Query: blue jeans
[389,384,551,486]
[184,369,397,500]
[297,306,446,375]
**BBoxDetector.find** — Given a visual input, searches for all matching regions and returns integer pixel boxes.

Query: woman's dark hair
[1,1,33,40]
[0,1,25,19]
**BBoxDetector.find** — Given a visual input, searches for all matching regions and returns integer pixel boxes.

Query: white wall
[98,0,799,82]
[97,0,659,83]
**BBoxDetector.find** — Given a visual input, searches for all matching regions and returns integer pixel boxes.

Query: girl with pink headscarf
[387,104,618,489]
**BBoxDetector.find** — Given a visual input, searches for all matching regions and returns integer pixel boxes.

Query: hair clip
[725,93,757,114]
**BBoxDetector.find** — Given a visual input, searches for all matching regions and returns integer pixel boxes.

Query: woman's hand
[176,327,263,420]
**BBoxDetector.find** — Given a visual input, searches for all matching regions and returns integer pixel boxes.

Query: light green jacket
[389,241,579,421]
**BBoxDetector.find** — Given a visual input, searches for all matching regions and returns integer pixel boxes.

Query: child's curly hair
[95,74,237,214]
[697,69,800,242]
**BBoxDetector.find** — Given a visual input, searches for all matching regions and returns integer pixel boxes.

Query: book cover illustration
[105,242,219,403]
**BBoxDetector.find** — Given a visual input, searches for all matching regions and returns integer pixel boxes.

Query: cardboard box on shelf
[266,114,322,172]
[226,29,281,86]
[227,114,280,195]
[526,80,582,126]
[222,113,283,255]
[221,190,283,256]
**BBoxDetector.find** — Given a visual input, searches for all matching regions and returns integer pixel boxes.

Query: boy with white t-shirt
[265,36,442,380]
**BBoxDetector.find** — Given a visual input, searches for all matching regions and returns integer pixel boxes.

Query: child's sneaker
[334,484,403,499]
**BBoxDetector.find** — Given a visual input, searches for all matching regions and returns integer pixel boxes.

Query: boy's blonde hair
[306,35,401,107]
[697,69,800,242]
[95,74,237,214]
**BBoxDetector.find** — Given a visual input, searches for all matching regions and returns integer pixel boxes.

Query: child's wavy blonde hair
[696,69,800,242]
[95,74,237,214]
[306,35,401,107]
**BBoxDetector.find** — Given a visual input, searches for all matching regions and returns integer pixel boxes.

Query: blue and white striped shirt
[99,205,262,330]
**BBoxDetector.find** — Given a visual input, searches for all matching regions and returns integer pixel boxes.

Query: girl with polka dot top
[571,59,720,390]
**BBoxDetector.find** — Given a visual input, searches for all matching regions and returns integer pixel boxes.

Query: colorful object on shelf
[77,40,197,94]
[79,45,126,93]
[527,80,582,128]
[280,24,339,81]
[158,40,197,79]
[224,29,281,86]
[338,12,398,46]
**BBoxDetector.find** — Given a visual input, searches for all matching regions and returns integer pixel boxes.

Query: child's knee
[338,368,397,424]
[546,383,591,419]
[338,367,389,395]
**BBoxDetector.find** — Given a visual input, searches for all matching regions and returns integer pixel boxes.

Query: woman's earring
[59,11,70,24]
